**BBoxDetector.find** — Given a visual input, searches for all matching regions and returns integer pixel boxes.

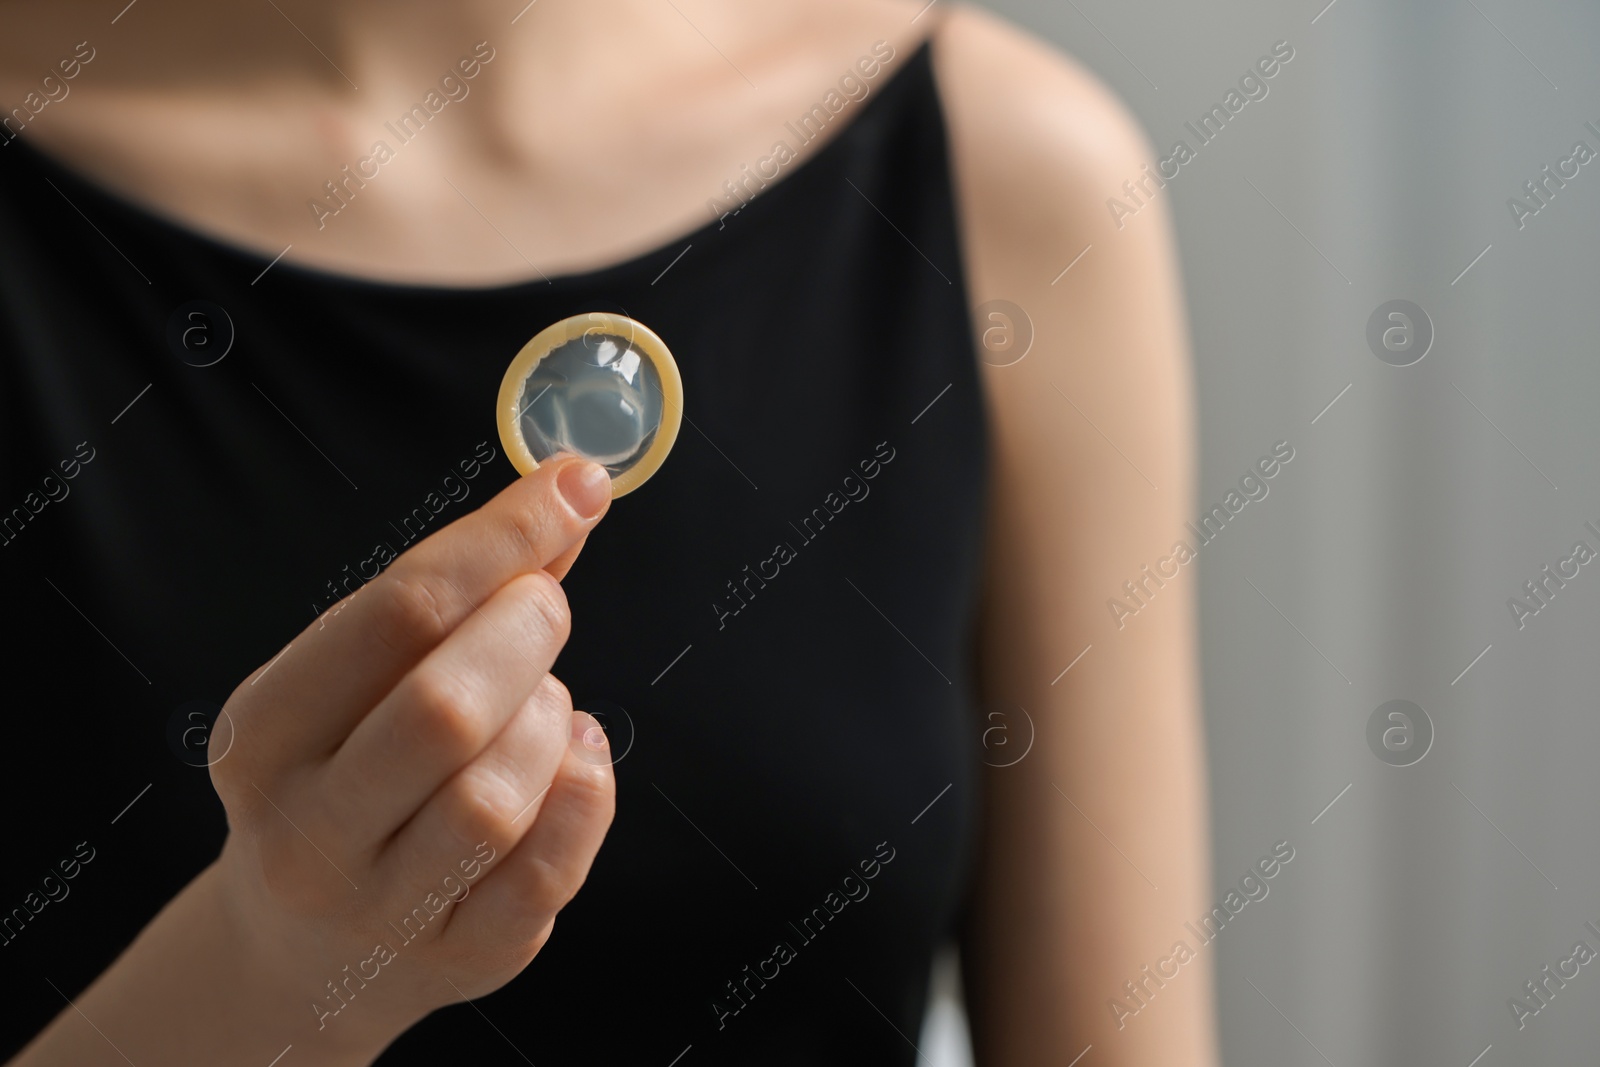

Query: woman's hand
[10,455,617,1067]
[210,454,618,1046]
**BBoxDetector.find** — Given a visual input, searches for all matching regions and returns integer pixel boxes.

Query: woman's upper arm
[934,8,1218,1063]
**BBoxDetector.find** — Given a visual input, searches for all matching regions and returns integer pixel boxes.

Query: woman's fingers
[321,569,574,844]
[543,530,592,583]
[189,447,619,1053]
[373,679,580,918]
[224,456,611,768]
[440,711,616,957]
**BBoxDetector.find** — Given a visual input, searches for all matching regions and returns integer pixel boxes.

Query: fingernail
[556,460,610,520]
[571,710,610,756]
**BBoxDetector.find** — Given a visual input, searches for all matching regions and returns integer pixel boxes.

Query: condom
[496,313,683,497]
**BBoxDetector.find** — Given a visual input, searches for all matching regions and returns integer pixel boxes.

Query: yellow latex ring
[496,312,683,498]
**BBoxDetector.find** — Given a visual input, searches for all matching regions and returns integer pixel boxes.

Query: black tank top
[0,39,987,1065]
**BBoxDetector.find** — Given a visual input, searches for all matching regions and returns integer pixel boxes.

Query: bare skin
[2,1,1217,1063]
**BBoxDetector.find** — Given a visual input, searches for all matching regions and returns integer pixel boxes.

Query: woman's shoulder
[925,4,1193,513]
[930,4,1157,245]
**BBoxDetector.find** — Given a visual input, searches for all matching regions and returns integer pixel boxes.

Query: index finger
[233,454,612,759]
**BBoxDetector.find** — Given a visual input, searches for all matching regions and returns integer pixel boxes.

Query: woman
[0,1,1215,1063]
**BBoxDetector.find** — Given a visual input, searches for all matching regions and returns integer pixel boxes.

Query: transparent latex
[515,331,665,476]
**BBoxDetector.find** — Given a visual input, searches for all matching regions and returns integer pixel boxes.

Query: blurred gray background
[917,0,1600,1063]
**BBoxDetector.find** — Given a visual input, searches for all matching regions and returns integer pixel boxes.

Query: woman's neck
[0,0,926,284]
[4,1,759,120]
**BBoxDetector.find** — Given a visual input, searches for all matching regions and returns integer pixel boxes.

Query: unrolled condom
[495,313,683,497]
